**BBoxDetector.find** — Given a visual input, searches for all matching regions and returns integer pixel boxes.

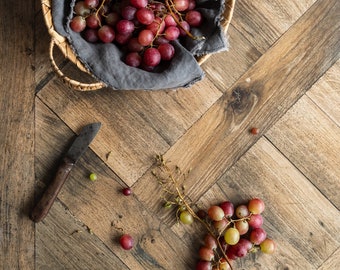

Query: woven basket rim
[41,0,235,90]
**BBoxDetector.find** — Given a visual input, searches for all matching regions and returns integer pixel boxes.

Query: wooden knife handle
[31,157,74,223]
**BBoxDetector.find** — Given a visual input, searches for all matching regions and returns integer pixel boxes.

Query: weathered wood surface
[1,0,339,269]
[0,0,35,269]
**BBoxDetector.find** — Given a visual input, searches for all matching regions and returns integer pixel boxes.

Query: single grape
[204,234,218,250]
[164,26,180,41]
[213,219,229,233]
[179,210,194,225]
[218,258,232,270]
[136,8,155,25]
[248,198,265,214]
[146,17,165,35]
[198,246,215,261]
[70,16,86,33]
[196,260,212,270]
[105,12,120,26]
[84,0,99,9]
[250,227,267,245]
[185,10,203,27]
[89,172,97,181]
[138,29,154,46]
[164,14,178,27]
[115,33,132,45]
[122,187,132,196]
[157,43,175,61]
[219,201,234,218]
[98,25,115,43]
[121,5,137,20]
[224,227,240,245]
[207,205,225,221]
[116,20,135,34]
[154,36,170,45]
[178,20,190,36]
[248,214,263,228]
[119,234,134,250]
[188,0,196,10]
[86,13,101,29]
[173,0,189,11]
[130,0,148,9]
[74,1,91,16]
[260,238,276,254]
[227,242,248,258]
[83,28,99,43]
[235,220,249,235]
[235,204,250,218]
[250,127,259,135]
[127,38,144,52]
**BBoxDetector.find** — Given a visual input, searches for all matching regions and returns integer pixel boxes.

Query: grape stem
[155,154,233,270]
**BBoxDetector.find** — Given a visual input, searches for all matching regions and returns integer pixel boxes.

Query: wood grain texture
[318,247,340,270]
[0,0,35,269]
[307,60,340,125]
[135,0,340,222]
[265,95,340,208]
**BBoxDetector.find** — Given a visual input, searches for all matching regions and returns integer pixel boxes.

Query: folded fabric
[52,0,228,90]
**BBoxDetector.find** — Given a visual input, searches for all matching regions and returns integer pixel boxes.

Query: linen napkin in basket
[52,0,228,90]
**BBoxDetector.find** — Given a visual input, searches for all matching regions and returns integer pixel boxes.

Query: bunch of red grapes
[69,0,203,71]
[193,198,276,270]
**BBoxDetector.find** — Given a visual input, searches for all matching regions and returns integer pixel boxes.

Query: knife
[31,122,101,223]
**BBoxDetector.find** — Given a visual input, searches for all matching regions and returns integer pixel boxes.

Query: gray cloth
[52,0,228,90]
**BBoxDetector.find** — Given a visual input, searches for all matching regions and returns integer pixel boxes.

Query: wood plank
[318,247,340,270]
[37,75,222,186]
[0,0,35,269]
[135,0,340,222]
[307,60,340,126]
[203,24,262,91]
[34,99,198,269]
[266,95,340,208]
[214,138,340,269]
[232,0,317,53]
[36,200,127,270]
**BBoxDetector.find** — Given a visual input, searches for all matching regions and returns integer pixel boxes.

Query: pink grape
[70,16,86,33]
[204,234,218,250]
[164,14,177,27]
[185,10,202,27]
[146,17,165,35]
[138,29,154,46]
[130,0,148,9]
[188,0,196,10]
[248,198,265,214]
[219,201,234,218]
[250,227,267,245]
[74,1,91,16]
[198,246,214,261]
[105,12,120,26]
[235,220,249,235]
[86,13,101,29]
[196,261,212,270]
[174,0,189,11]
[126,52,142,67]
[83,28,99,43]
[115,33,132,45]
[121,5,137,20]
[164,26,180,41]
[235,204,250,218]
[157,43,175,61]
[136,8,155,25]
[84,0,99,8]
[207,205,225,221]
[143,48,161,67]
[248,214,264,228]
[178,20,190,36]
[116,20,135,34]
[119,234,134,250]
[127,38,144,52]
[98,25,115,43]
[213,219,229,233]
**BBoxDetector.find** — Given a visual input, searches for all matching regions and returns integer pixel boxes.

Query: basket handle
[49,39,106,91]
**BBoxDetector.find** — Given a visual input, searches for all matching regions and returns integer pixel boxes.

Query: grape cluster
[193,198,276,270]
[69,0,203,71]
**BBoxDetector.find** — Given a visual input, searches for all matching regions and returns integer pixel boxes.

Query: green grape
[260,238,276,254]
[224,227,240,245]
[89,173,97,181]
[180,210,194,225]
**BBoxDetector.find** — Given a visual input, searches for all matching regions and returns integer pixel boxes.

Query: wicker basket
[41,0,235,91]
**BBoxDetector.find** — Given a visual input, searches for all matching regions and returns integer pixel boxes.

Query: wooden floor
[1,0,339,269]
